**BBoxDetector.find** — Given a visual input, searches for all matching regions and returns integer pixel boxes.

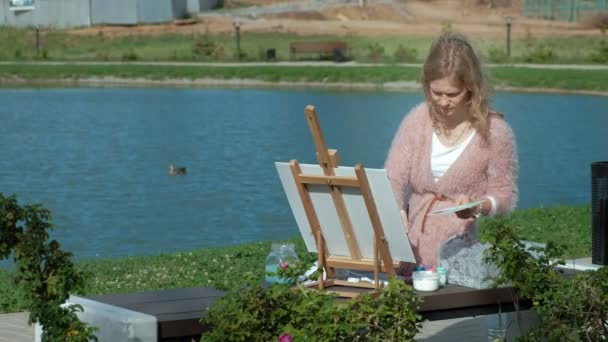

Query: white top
[431,131,496,216]
[431,130,476,182]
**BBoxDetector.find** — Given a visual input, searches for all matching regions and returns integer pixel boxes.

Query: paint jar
[265,243,299,284]
[412,270,440,292]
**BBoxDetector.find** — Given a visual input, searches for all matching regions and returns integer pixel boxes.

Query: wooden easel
[289,105,398,298]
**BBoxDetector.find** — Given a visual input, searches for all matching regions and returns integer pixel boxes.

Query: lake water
[0,87,606,261]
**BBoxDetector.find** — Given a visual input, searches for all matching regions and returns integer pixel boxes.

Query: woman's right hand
[453,194,475,219]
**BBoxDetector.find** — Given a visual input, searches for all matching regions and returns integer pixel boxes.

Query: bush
[121,49,138,61]
[200,278,421,341]
[393,45,418,63]
[486,46,509,63]
[0,194,96,341]
[582,12,608,35]
[522,43,556,63]
[192,34,216,59]
[39,48,49,60]
[95,50,109,61]
[480,216,608,341]
[589,40,608,63]
[366,42,385,63]
[233,49,248,61]
[213,46,226,61]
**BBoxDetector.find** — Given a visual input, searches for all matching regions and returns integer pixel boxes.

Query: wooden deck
[0,312,34,342]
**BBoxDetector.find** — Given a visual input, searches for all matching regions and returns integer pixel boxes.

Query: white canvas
[275,162,415,263]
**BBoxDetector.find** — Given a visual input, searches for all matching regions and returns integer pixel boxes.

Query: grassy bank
[1,63,608,92]
[1,27,607,65]
[0,205,592,314]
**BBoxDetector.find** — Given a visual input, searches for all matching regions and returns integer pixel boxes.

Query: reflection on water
[0,87,606,260]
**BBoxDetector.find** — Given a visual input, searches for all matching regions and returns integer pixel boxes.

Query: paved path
[1,61,608,70]
[0,312,34,342]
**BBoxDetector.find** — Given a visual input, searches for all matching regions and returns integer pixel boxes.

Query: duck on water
[169,163,186,176]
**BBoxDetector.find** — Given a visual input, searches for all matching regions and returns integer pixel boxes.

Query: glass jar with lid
[265,242,299,284]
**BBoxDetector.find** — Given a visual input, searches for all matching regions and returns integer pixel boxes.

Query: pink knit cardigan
[385,103,518,266]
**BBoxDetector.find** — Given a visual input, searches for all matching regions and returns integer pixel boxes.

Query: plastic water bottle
[265,243,299,284]
[437,266,447,287]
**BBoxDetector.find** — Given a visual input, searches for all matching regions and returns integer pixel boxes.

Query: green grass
[1,26,607,91]
[1,27,606,64]
[480,205,592,258]
[1,63,608,92]
[0,205,593,314]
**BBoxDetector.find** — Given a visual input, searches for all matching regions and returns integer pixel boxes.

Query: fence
[521,0,608,22]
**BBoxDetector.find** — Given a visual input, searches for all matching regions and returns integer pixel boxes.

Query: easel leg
[317,230,325,289]
[373,235,380,289]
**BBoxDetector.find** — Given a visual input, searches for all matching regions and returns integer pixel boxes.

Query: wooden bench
[85,284,530,341]
[86,287,225,341]
[289,41,348,62]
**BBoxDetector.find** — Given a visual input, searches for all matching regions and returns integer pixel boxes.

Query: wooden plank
[332,279,379,289]
[290,42,347,54]
[305,105,333,171]
[297,174,359,187]
[305,105,361,260]
[373,235,380,288]
[117,297,216,317]
[318,229,325,289]
[290,160,334,278]
[326,256,400,270]
[159,318,209,339]
[417,285,518,312]
[87,287,224,306]
[355,164,395,276]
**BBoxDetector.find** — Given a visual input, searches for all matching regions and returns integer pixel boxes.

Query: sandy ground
[67,0,602,40]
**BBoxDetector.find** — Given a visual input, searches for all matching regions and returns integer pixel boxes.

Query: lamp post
[504,16,512,58]
[35,26,40,57]
[233,17,241,61]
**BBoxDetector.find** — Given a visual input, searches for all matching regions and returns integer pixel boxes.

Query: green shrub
[589,40,608,63]
[522,43,556,63]
[366,42,385,63]
[233,49,248,61]
[121,49,138,61]
[200,278,421,341]
[257,47,267,61]
[38,48,49,60]
[480,216,608,341]
[393,45,418,63]
[192,34,216,59]
[95,50,109,61]
[486,46,509,63]
[213,45,226,61]
[0,194,96,341]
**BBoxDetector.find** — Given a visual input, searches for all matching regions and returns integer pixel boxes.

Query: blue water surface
[0,87,606,260]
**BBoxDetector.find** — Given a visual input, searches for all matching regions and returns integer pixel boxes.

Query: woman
[385,32,518,267]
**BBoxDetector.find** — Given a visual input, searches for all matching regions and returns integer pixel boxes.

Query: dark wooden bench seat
[290,41,348,62]
[87,287,225,341]
[86,283,528,341]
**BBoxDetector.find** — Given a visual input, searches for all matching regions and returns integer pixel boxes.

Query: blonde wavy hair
[421,32,491,138]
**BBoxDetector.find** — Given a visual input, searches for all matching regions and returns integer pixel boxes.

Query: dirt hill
[70,0,602,39]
